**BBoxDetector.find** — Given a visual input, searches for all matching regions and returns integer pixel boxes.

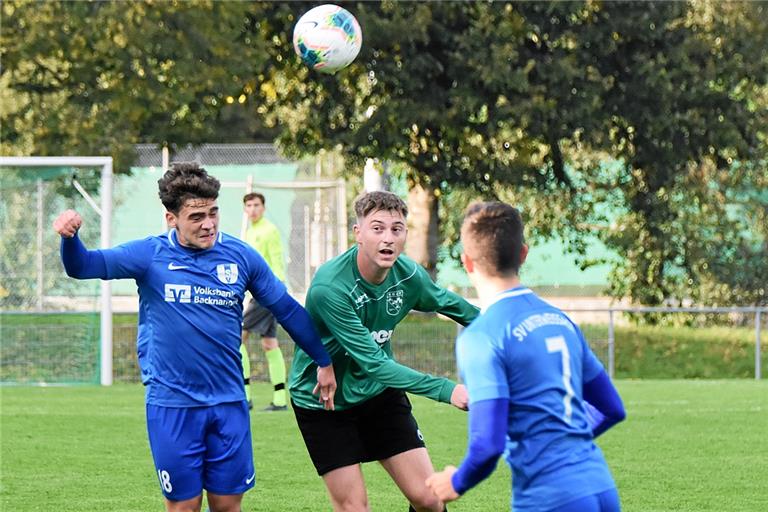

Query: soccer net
[0,156,113,386]
[236,175,348,298]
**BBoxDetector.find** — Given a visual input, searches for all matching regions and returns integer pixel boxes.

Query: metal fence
[4,303,764,385]
[133,143,288,167]
[564,306,766,380]
[104,306,766,384]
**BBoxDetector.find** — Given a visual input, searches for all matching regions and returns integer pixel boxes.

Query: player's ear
[461,252,474,273]
[165,211,177,229]
[353,223,361,243]
[520,244,529,266]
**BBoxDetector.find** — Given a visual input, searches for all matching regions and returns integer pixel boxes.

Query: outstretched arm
[54,210,107,279]
[268,293,336,410]
[583,370,626,438]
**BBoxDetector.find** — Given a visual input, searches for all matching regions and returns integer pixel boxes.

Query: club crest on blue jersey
[386,290,404,315]
[216,263,239,284]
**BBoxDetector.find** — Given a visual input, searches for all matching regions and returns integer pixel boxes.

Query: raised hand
[53,210,83,238]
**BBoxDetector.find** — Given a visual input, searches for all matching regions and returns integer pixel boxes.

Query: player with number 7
[427,201,626,512]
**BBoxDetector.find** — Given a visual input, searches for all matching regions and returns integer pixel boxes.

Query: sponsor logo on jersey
[163,283,237,307]
[164,284,192,303]
[167,262,189,270]
[216,263,238,284]
[371,329,393,345]
[386,290,404,315]
[350,287,370,309]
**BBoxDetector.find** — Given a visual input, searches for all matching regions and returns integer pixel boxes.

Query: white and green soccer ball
[292,4,363,74]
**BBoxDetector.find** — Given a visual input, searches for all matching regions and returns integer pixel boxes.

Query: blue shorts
[146,401,254,501]
[549,488,620,512]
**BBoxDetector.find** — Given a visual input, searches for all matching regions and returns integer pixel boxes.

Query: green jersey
[289,246,480,410]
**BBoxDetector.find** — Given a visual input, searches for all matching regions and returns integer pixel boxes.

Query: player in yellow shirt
[241,192,289,411]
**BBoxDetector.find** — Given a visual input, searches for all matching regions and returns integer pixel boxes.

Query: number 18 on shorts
[146,402,255,500]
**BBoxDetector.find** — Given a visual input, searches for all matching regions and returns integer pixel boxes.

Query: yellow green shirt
[244,218,285,282]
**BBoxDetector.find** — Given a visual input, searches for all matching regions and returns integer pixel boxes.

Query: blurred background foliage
[1,0,766,307]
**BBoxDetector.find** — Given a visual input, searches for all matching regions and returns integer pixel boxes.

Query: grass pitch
[1,380,766,511]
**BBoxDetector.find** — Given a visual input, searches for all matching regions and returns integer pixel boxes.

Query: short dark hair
[353,191,408,220]
[461,201,525,277]
[243,192,266,205]
[157,162,220,214]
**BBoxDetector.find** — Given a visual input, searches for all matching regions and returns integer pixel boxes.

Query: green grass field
[1,380,766,511]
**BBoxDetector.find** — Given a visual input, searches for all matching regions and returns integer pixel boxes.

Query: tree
[252,1,767,305]
[3,0,765,305]
[251,1,563,275]
[1,0,276,171]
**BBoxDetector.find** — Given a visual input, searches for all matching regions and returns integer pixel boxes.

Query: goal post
[0,156,114,385]
[226,177,348,298]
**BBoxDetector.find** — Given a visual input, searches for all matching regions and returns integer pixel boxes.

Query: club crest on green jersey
[216,263,238,284]
[386,290,404,315]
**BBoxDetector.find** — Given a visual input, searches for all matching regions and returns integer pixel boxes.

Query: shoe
[262,403,288,412]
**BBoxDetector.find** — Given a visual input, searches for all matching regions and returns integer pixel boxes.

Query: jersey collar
[481,287,533,314]
[165,229,223,248]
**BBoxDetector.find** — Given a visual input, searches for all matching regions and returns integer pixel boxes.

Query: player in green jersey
[289,191,480,512]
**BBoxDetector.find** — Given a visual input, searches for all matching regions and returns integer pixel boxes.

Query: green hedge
[581,324,764,379]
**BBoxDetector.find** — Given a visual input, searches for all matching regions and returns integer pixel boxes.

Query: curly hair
[157,162,220,214]
[353,191,408,220]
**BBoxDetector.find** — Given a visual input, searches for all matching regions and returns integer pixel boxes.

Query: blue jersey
[456,287,616,511]
[102,229,286,407]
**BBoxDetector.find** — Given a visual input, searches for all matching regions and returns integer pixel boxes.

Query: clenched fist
[53,210,83,238]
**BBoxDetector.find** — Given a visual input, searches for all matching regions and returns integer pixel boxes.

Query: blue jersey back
[457,287,616,511]
[103,230,286,407]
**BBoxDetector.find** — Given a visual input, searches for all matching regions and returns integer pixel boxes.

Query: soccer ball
[292,4,362,74]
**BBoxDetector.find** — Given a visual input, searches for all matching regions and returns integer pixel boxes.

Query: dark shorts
[242,299,277,338]
[292,388,426,475]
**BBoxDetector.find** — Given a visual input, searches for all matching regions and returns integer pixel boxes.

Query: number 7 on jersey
[546,335,575,424]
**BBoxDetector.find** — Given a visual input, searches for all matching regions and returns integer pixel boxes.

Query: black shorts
[242,299,277,338]
[292,388,426,475]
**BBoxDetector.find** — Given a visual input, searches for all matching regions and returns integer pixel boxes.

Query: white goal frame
[0,156,114,385]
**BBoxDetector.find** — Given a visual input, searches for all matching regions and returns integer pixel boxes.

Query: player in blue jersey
[53,162,337,512]
[426,201,626,512]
